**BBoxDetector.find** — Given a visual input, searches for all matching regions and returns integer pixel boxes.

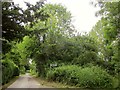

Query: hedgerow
[2,59,20,85]
[46,65,113,88]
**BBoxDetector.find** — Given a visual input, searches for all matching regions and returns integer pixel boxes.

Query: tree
[25,3,76,77]
[2,1,49,83]
[2,2,26,41]
[91,1,120,77]
[2,1,48,54]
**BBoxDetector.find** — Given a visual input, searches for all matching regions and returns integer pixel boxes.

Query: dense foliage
[47,65,113,88]
[1,0,47,85]
[2,60,19,85]
[90,1,120,87]
[1,1,120,89]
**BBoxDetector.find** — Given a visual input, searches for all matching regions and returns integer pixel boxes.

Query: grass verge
[0,76,19,90]
[33,76,79,88]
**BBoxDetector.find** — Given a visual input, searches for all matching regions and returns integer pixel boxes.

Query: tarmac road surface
[6,73,47,89]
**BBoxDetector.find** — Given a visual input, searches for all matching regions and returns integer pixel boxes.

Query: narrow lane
[6,73,43,88]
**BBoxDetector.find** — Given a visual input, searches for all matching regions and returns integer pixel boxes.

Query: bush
[2,59,20,85]
[46,65,113,88]
[20,66,26,74]
[13,65,20,76]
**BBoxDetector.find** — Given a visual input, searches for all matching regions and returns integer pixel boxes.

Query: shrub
[20,66,25,74]
[77,66,113,88]
[13,65,20,76]
[2,59,20,85]
[46,65,113,88]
